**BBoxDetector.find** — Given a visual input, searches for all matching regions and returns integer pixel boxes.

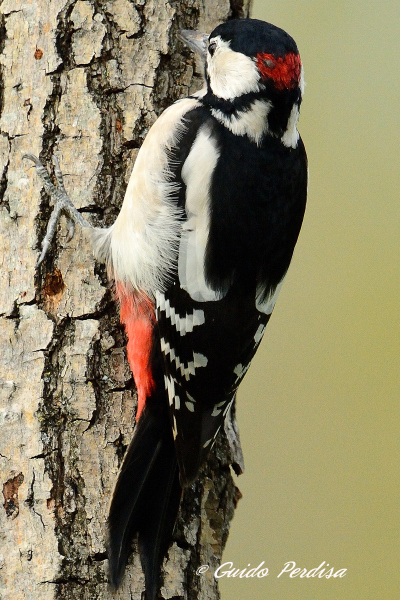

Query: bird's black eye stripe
[208,41,217,56]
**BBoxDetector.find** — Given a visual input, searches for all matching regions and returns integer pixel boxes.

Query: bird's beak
[177,30,209,64]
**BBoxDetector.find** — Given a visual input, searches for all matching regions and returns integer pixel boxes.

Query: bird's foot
[23,154,91,266]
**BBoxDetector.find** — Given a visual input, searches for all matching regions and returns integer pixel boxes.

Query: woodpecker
[25,17,307,600]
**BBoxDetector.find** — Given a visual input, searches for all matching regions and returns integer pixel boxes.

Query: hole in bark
[44,267,66,298]
[43,267,66,315]
[2,472,24,519]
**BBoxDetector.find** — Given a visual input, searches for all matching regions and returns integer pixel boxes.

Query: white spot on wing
[254,324,265,344]
[233,364,243,377]
[192,309,205,327]
[185,313,194,333]
[160,337,176,362]
[185,401,195,412]
[193,353,208,368]
[161,340,208,381]
[211,400,227,417]
[186,390,196,402]
[256,277,285,314]
[164,374,176,406]
[182,362,194,380]
[233,362,251,382]
[156,290,166,311]
[165,298,171,318]
[157,298,205,336]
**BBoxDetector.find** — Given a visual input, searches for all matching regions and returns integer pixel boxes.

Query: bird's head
[204,19,304,101]
[179,19,304,146]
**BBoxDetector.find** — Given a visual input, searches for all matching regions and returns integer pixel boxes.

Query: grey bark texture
[0,0,251,599]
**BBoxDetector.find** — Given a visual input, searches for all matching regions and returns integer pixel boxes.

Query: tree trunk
[0,0,251,598]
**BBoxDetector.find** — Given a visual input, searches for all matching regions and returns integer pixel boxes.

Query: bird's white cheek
[207,46,260,100]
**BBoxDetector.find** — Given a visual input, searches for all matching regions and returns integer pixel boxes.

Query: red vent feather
[117,284,156,421]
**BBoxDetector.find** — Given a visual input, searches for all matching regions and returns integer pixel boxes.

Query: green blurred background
[220,1,400,599]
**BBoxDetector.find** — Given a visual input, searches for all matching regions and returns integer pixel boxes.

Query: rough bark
[0,1,251,599]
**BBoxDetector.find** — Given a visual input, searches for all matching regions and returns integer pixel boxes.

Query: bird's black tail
[107,400,181,599]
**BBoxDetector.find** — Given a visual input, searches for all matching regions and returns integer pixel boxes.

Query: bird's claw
[23,154,90,267]
[66,220,76,244]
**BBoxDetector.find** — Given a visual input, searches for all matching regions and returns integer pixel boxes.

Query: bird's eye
[208,41,217,56]
[263,58,275,69]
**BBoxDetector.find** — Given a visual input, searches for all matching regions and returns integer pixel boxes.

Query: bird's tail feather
[138,439,181,599]
[107,403,181,599]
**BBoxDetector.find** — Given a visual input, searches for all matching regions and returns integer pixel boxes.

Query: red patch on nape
[116,283,156,422]
[256,52,301,91]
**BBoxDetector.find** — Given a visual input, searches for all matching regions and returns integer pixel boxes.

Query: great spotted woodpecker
[25,17,307,600]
